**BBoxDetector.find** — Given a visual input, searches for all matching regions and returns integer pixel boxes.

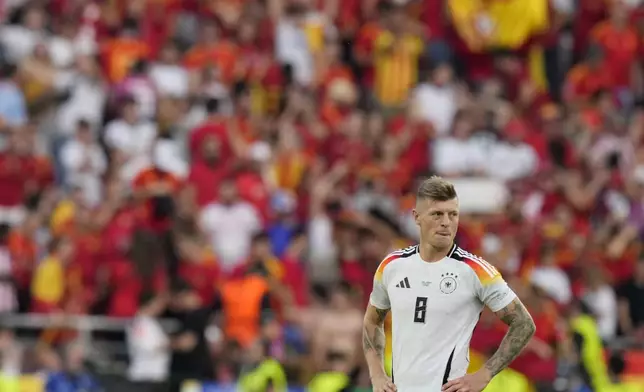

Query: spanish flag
[448,0,549,90]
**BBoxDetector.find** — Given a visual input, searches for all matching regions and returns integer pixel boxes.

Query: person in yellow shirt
[373,3,423,109]
[31,237,75,313]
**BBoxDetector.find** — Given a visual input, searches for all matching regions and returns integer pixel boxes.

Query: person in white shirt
[54,55,106,137]
[127,292,170,386]
[60,120,107,207]
[432,112,487,177]
[104,96,157,183]
[412,62,457,137]
[529,245,572,306]
[0,6,47,63]
[200,179,262,271]
[149,42,189,99]
[275,3,314,87]
[363,176,535,392]
[582,267,618,341]
[485,123,538,181]
[48,18,78,69]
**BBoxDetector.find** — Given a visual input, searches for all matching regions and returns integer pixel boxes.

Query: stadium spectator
[126,292,170,388]
[200,178,262,271]
[167,280,213,392]
[59,119,107,206]
[617,258,644,340]
[44,342,101,392]
[30,236,74,313]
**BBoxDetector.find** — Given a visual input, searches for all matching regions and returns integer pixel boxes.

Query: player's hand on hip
[371,374,397,392]
[441,370,491,392]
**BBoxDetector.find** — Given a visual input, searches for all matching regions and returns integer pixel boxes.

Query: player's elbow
[522,316,537,339]
[364,304,389,327]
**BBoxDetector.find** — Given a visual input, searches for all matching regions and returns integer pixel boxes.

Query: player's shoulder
[376,245,419,273]
[447,243,501,282]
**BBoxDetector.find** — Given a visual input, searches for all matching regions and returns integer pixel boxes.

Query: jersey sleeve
[464,257,516,312]
[369,260,391,310]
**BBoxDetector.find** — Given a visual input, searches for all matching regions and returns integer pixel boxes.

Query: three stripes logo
[395,277,411,288]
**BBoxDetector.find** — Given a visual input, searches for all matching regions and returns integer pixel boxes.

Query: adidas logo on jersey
[395,277,411,288]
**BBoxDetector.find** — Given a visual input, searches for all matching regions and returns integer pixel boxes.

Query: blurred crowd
[0,0,644,390]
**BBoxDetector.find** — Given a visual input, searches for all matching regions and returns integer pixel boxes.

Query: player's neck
[418,242,451,263]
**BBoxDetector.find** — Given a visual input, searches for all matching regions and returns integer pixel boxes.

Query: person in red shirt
[175,234,220,307]
[105,231,167,318]
[573,0,609,59]
[0,131,39,213]
[8,213,39,308]
[235,159,271,223]
[188,135,231,207]
[590,1,639,89]
[184,21,237,83]
[564,44,613,103]
[188,98,233,162]
[317,39,355,94]
[101,19,150,83]
[280,230,309,308]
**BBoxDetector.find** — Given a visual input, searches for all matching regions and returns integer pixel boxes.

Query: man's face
[413,198,459,249]
[219,182,237,203]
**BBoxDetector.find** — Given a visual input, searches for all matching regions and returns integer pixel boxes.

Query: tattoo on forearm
[485,300,536,378]
[362,308,389,361]
[375,308,388,323]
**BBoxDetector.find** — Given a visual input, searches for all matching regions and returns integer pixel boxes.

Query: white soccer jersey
[369,244,516,392]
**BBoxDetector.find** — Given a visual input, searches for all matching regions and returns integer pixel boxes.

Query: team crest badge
[439,272,458,294]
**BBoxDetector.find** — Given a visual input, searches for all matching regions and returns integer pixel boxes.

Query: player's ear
[412,209,420,226]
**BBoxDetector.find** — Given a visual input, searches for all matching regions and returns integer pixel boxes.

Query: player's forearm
[362,320,387,377]
[362,306,389,378]
[485,300,536,378]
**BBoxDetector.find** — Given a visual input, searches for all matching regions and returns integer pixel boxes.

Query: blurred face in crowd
[76,123,92,144]
[388,7,407,33]
[539,246,556,266]
[76,55,98,78]
[56,238,75,262]
[24,7,45,31]
[452,115,473,140]
[0,328,13,351]
[200,23,219,45]
[330,285,353,310]
[413,197,459,250]
[262,318,282,341]
[237,20,257,44]
[8,131,30,155]
[122,101,139,123]
[325,39,341,63]
[495,55,521,76]
[218,181,238,204]
[342,111,364,139]
[201,136,220,163]
[58,18,76,39]
[160,43,180,65]
[251,236,272,260]
[65,344,85,373]
[432,64,454,87]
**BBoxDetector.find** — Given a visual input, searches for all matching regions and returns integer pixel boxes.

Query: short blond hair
[416,176,457,201]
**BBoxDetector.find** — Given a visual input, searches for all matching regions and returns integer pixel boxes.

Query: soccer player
[362,176,536,392]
